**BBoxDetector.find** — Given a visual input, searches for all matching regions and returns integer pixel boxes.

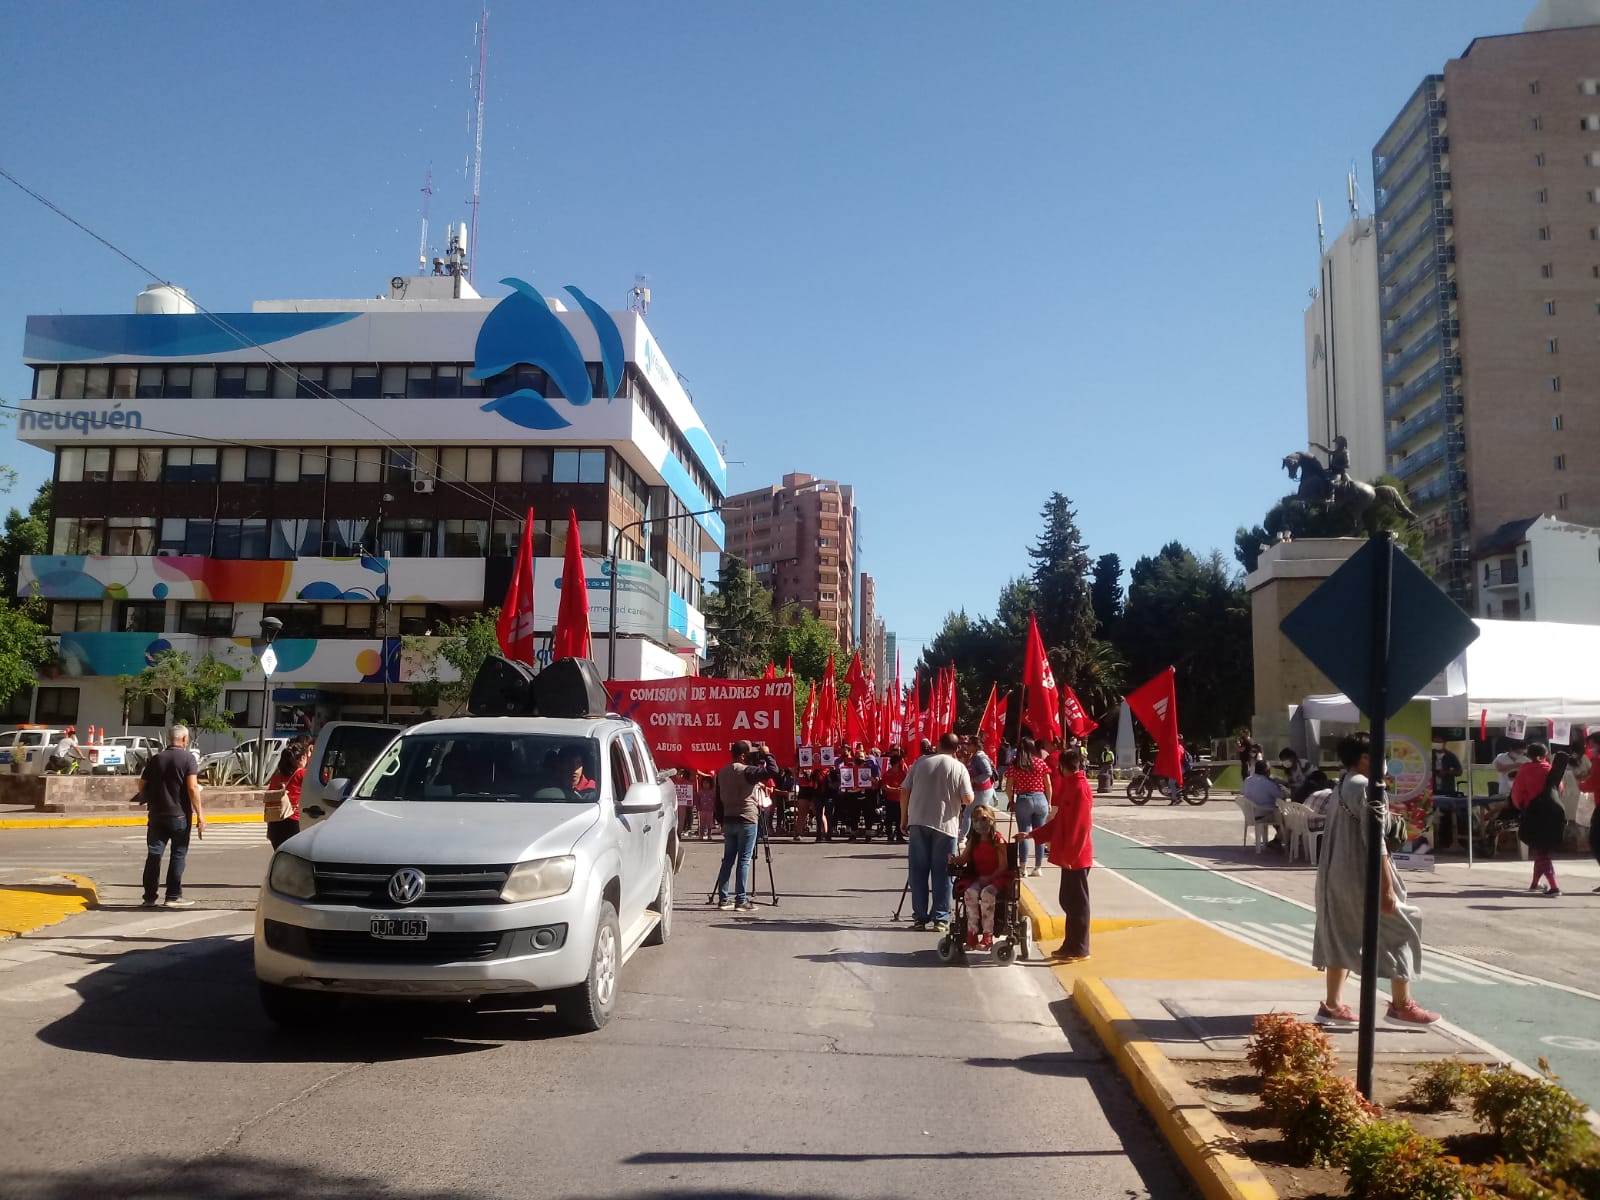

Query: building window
[49,600,103,634]
[821,591,836,602]
[82,447,111,483]
[379,517,433,557]
[1584,115,1600,131]
[262,603,318,638]
[106,517,156,555]
[396,604,441,636]
[1521,549,1530,568]
[1555,454,1566,470]
[1530,80,1541,95]
[112,447,162,482]
[1539,226,1552,240]
[318,604,375,637]
[489,518,522,557]
[162,447,219,482]
[1532,116,1543,131]
[440,519,487,556]
[1554,414,1565,431]
[52,517,104,554]
[1545,300,1558,315]
[551,448,606,484]
[177,602,235,637]
[35,687,80,725]
[1542,263,1555,278]
[1551,376,1562,392]
[116,600,166,633]
[224,689,264,728]
[1537,189,1548,204]
[1559,492,1569,509]
[1536,152,1546,167]
[210,518,268,559]
[1548,337,1559,353]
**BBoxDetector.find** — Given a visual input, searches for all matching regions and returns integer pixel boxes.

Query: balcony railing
[1385,359,1452,415]
[1381,213,1452,276]
[1384,324,1445,382]
[1384,244,1453,300]
[1387,401,1445,451]
[1376,110,1431,177]
[1408,474,1455,505]
[1482,564,1519,588]
[1383,289,1443,351]
[1390,437,1446,480]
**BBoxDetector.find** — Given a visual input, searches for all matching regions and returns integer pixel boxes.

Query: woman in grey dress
[1311,731,1440,1026]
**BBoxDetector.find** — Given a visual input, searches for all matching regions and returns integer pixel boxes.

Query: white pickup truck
[254,713,681,1032]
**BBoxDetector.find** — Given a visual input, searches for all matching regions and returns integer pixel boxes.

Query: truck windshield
[355,732,602,804]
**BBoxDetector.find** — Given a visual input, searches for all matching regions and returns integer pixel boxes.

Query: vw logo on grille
[387,868,426,906]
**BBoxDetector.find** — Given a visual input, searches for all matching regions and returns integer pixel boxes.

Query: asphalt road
[0,827,1185,1200]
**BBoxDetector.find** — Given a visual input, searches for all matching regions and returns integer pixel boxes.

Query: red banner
[606,677,796,773]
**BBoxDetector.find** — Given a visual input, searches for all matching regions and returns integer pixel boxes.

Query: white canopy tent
[1298,619,1600,728]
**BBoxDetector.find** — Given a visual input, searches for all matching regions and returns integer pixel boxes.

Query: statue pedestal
[1244,538,1366,755]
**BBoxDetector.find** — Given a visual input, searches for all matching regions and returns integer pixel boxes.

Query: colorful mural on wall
[20,555,486,604]
[54,633,419,684]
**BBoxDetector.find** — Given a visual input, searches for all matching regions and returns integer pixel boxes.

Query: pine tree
[1026,492,1098,687]
[1090,552,1123,637]
[702,555,776,678]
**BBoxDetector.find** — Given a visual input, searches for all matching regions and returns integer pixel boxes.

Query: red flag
[817,654,837,746]
[1127,667,1182,785]
[1060,683,1098,739]
[903,671,922,760]
[800,683,818,745]
[763,661,776,681]
[785,656,793,679]
[845,653,870,746]
[1021,613,1061,742]
[551,510,591,660]
[977,684,1001,761]
[1479,708,1488,741]
[496,507,537,664]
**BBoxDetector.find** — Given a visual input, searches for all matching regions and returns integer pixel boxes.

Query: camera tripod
[703,808,781,907]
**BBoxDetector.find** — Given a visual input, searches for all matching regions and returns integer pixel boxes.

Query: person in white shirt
[1241,760,1288,847]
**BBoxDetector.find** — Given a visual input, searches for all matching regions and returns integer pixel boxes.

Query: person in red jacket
[1580,731,1600,891]
[1016,747,1095,961]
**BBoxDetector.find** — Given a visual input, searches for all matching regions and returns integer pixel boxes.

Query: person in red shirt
[951,804,1011,950]
[1017,747,1095,961]
[265,740,310,849]
[880,749,909,845]
[1511,743,1567,895]
[1581,731,1600,890]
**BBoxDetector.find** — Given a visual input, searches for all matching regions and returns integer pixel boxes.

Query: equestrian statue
[1281,438,1417,534]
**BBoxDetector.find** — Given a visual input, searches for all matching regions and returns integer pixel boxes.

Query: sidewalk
[1018,840,1543,1200]
[0,810,265,830]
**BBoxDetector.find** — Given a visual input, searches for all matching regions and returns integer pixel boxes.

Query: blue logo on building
[472,278,625,431]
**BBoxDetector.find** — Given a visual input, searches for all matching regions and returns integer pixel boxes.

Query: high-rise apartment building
[1304,215,1385,482]
[721,472,856,648]
[10,270,725,740]
[1373,7,1600,606]
[859,573,879,686]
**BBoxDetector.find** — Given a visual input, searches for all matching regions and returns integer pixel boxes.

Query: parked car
[254,714,681,1033]
[299,721,402,828]
[199,737,291,786]
[105,735,165,775]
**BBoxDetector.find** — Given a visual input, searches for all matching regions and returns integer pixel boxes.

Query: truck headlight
[501,856,576,903]
[268,852,316,900]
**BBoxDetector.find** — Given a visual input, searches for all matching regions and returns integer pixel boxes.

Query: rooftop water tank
[135,284,197,315]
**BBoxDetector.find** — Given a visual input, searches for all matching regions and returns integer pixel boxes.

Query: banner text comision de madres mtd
[606,678,795,772]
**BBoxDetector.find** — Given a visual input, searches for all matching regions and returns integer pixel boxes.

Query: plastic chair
[1233,796,1272,853]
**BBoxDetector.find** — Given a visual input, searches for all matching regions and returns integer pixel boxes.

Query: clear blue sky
[0,0,1524,664]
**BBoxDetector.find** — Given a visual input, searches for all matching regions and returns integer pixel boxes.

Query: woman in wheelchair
[950,805,1011,950]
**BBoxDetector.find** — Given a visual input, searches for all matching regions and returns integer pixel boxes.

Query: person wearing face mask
[950,804,1011,951]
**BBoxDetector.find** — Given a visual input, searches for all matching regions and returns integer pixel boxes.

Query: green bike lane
[1093,824,1600,1109]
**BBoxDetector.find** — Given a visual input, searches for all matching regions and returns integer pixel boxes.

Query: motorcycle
[1125,761,1211,806]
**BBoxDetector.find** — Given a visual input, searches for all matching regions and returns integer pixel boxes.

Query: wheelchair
[937,842,1032,966]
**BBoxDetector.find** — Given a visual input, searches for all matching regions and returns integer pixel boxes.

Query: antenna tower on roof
[467,6,488,284]
[628,273,651,315]
[419,167,433,269]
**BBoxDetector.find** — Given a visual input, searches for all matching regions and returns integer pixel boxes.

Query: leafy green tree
[702,555,775,678]
[1090,552,1123,637]
[403,608,502,717]
[1,480,50,618]
[117,650,236,735]
[1027,492,1097,687]
[0,464,50,709]
[1114,544,1252,740]
[767,604,840,685]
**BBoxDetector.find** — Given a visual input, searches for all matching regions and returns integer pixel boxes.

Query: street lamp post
[607,506,722,676]
[256,615,283,786]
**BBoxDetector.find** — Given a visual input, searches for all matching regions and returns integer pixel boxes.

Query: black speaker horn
[533,657,609,719]
[467,655,539,717]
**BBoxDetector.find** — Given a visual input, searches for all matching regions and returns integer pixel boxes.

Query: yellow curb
[1074,977,1279,1200]
[0,813,265,830]
[1019,877,1065,942]
[0,871,99,939]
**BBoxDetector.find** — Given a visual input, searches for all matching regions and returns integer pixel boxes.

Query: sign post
[1280,531,1478,1099]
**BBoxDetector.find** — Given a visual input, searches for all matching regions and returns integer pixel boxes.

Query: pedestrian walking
[1311,732,1439,1026]
[1004,737,1053,877]
[1016,747,1095,961]
[264,740,309,849]
[134,723,206,908]
[710,740,777,912]
[1511,743,1569,896]
[901,732,973,932]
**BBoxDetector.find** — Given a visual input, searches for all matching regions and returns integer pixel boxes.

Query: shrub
[1470,1062,1591,1162]
[1343,1119,1469,1199]
[1468,1159,1573,1198]
[1245,1011,1335,1079]
[1407,1058,1488,1112]
[1262,1069,1378,1166]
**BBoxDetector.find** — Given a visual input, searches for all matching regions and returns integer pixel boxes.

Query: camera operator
[711,740,779,912]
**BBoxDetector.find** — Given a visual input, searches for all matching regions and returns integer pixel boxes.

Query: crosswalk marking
[1213,919,1531,988]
